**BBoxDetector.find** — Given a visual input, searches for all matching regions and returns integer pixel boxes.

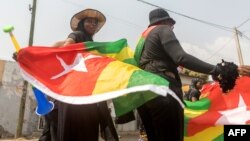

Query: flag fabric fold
[17,39,183,116]
[184,76,250,141]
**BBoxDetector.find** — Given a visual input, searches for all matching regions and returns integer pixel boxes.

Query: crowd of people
[13,7,250,141]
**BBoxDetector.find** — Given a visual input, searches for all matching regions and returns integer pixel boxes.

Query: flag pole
[15,0,37,138]
[234,27,244,65]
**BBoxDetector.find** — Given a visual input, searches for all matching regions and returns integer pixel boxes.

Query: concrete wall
[0,60,39,137]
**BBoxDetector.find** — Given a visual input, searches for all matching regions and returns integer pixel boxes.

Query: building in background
[0,60,38,138]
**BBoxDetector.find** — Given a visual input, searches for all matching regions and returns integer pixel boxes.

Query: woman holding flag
[53,9,118,141]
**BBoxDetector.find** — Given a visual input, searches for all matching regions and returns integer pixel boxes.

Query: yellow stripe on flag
[89,47,134,61]
[92,61,139,94]
[184,126,223,141]
[115,47,134,61]
[184,108,207,118]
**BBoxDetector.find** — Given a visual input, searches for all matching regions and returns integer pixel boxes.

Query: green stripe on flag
[123,58,137,66]
[213,134,224,141]
[134,38,145,64]
[113,70,169,116]
[84,38,127,53]
[113,91,157,117]
[127,70,169,87]
[184,98,211,110]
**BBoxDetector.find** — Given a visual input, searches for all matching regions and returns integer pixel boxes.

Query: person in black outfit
[136,8,223,141]
[53,9,119,141]
[187,78,204,102]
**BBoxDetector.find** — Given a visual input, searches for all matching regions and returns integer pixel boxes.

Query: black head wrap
[212,60,239,93]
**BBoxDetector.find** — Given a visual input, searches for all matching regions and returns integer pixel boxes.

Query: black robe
[56,30,119,141]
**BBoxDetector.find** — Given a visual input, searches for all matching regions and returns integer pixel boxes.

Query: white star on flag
[51,53,101,79]
[215,94,250,125]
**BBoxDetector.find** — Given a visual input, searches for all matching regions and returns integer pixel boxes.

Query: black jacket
[140,25,217,89]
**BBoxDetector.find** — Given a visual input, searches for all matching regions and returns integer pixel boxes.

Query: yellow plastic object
[10,32,20,52]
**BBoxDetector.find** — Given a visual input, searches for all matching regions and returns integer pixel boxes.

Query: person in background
[53,8,118,141]
[187,78,204,102]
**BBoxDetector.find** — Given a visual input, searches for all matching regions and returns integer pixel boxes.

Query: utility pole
[234,27,244,65]
[15,0,37,138]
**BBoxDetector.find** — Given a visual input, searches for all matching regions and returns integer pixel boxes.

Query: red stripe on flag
[142,26,157,38]
[18,45,114,96]
[187,77,250,136]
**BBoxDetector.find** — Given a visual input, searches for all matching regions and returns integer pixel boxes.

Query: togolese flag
[184,76,250,141]
[134,26,156,64]
[17,39,183,116]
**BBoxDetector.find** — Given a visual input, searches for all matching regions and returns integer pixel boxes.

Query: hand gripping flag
[184,76,250,141]
[17,39,184,116]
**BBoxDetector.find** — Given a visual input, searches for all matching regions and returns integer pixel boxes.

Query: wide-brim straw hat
[70,9,106,32]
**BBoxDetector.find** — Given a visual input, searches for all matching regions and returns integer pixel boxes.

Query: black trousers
[137,85,184,141]
[56,103,100,141]
[56,102,119,141]
[38,107,58,141]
